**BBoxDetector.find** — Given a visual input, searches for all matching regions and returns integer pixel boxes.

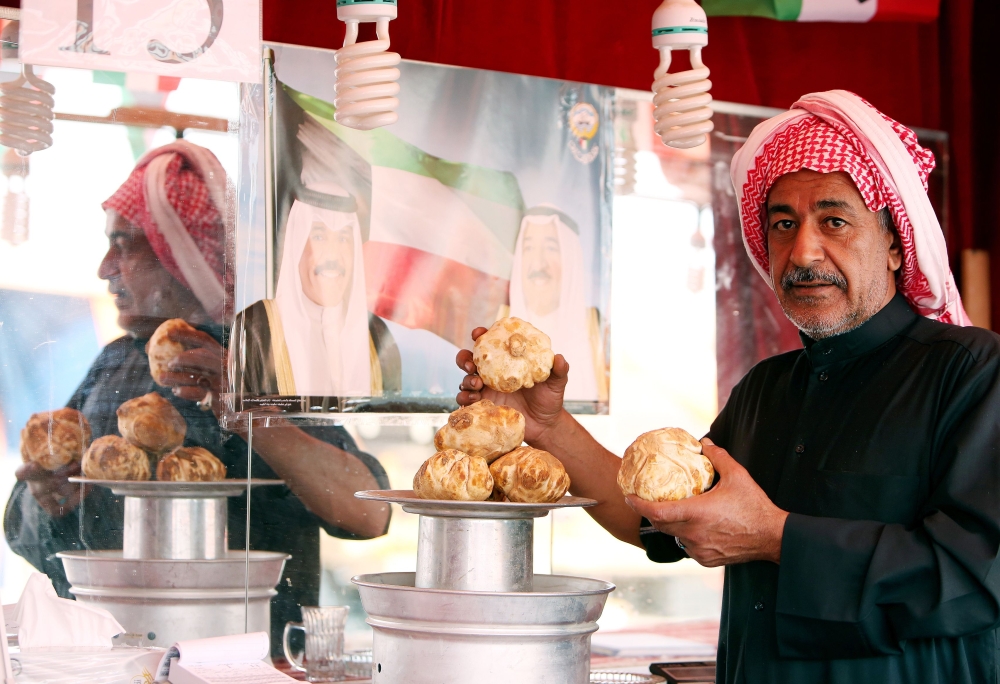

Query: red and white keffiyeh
[731,89,970,326]
[102,141,231,323]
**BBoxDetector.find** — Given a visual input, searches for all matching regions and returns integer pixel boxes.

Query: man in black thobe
[453,90,1000,683]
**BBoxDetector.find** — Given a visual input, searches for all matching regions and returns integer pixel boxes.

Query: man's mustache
[527,268,552,281]
[780,267,847,292]
[314,261,346,277]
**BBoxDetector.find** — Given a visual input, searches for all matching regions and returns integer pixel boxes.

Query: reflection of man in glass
[4,143,391,651]
[231,183,400,397]
[508,206,605,402]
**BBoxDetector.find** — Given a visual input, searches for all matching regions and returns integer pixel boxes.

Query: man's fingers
[167,326,219,349]
[15,462,45,482]
[701,439,741,476]
[459,375,483,392]
[625,495,693,525]
[173,385,209,403]
[158,370,206,387]
[456,349,477,375]
[551,353,570,380]
[456,390,482,406]
[470,327,488,342]
[168,349,223,376]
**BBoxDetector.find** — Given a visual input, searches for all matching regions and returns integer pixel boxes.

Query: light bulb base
[337,0,397,22]
[652,0,708,49]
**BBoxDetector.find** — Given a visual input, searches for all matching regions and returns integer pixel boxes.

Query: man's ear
[887,229,903,272]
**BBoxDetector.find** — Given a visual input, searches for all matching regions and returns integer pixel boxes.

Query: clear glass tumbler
[283,605,350,682]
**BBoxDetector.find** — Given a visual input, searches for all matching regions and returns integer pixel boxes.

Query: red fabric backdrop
[263,0,999,329]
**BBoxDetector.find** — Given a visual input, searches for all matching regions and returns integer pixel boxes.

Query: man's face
[520,219,562,317]
[298,216,355,308]
[767,170,902,339]
[98,213,205,338]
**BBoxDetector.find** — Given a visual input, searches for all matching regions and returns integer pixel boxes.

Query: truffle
[434,400,525,464]
[473,318,554,393]
[82,435,151,481]
[489,446,570,503]
[20,408,91,471]
[618,427,714,502]
[117,392,186,455]
[413,449,494,501]
[156,446,226,482]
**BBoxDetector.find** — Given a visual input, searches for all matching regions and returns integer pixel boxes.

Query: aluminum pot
[59,550,287,648]
[355,572,615,684]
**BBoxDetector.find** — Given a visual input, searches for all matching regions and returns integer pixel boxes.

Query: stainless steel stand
[60,478,288,647]
[353,490,615,684]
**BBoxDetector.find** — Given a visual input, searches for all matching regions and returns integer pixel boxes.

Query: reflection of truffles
[117,392,186,455]
[473,318,554,393]
[618,428,713,502]
[82,435,151,481]
[413,450,494,501]
[156,446,226,482]
[434,400,525,464]
[147,318,198,386]
[21,408,92,471]
[489,446,570,503]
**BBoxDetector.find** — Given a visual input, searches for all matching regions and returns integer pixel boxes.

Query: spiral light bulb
[651,0,714,149]
[334,0,401,131]
[0,63,55,156]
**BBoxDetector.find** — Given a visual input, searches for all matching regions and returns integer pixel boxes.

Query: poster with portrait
[231,44,613,415]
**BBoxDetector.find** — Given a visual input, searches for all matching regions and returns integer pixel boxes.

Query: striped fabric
[702,0,940,22]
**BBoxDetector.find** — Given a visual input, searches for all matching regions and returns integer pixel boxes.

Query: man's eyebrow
[767,203,795,216]
[814,198,856,213]
[108,230,130,240]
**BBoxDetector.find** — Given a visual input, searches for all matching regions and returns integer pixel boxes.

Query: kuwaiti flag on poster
[701,0,940,22]
[286,88,524,350]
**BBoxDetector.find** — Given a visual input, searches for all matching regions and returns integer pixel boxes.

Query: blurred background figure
[3,141,390,652]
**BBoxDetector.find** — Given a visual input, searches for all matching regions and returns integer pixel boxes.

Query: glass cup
[283,606,350,682]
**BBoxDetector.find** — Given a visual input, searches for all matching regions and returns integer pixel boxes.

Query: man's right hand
[16,461,85,519]
[455,327,570,444]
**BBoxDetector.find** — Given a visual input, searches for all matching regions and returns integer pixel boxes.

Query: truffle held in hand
[473,317,554,393]
[434,400,525,464]
[618,427,714,502]
[156,446,226,482]
[489,446,570,503]
[413,450,494,501]
[82,435,151,481]
[147,318,199,386]
[117,392,187,455]
[20,408,91,471]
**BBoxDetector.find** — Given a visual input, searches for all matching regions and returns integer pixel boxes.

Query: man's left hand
[626,439,788,567]
[156,326,225,417]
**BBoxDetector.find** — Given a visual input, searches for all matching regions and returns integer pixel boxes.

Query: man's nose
[97,247,118,281]
[788,221,826,269]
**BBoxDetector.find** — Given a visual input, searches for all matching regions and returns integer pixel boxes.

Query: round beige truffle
[618,428,714,502]
[117,392,186,455]
[489,446,570,503]
[413,449,494,501]
[147,318,198,386]
[156,446,226,482]
[82,435,151,481]
[434,400,525,464]
[20,408,92,471]
[473,318,554,393]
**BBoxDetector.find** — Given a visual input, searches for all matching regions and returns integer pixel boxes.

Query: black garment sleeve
[774,348,1000,659]
[639,374,740,564]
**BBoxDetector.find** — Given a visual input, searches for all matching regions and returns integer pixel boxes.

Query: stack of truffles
[414,318,570,504]
[20,319,226,483]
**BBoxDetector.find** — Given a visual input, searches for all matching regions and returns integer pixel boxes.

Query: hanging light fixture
[334,0,401,131]
[651,0,714,149]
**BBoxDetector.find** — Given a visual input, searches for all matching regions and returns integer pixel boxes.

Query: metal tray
[69,478,284,497]
[591,673,666,684]
[355,489,597,519]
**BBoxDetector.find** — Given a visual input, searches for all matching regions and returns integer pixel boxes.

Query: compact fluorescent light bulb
[651,0,714,149]
[334,0,401,130]
[0,64,55,156]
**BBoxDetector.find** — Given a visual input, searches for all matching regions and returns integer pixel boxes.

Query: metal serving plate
[355,489,597,519]
[69,478,284,498]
